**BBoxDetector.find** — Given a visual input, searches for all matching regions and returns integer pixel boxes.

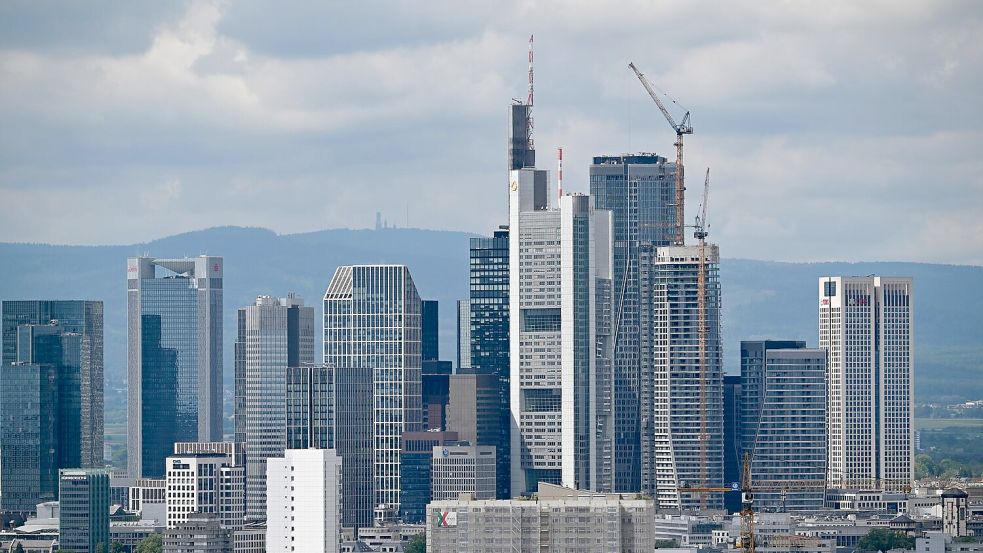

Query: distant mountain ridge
[1,226,980,402]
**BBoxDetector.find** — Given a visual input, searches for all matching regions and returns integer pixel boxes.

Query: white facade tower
[266,448,342,553]
[819,276,913,491]
[508,168,614,496]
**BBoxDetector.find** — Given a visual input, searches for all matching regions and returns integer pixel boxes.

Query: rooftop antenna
[527,35,535,151]
[557,147,563,199]
[528,34,534,106]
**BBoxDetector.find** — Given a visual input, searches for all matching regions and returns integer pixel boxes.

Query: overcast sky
[1,1,981,264]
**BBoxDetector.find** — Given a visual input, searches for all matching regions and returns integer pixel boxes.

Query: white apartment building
[638,245,724,510]
[819,276,913,491]
[266,448,342,553]
[508,168,614,496]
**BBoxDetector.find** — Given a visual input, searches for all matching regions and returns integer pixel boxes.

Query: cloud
[0,0,981,265]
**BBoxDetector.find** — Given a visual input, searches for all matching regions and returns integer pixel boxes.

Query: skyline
[0,1,981,265]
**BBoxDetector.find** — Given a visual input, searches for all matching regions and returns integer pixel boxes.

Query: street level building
[427,482,654,553]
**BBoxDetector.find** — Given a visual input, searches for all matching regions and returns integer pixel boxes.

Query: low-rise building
[164,512,231,553]
[427,483,654,553]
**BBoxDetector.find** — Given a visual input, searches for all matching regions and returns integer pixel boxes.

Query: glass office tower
[323,265,422,515]
[127,257,223,479]
[590,154,677,492]
[1,300,103,469]
[468,227,511,498]
[234,294,315,520]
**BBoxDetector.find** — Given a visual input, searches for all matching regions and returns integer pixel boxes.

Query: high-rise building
[590,153,677,492]
[266,449,342,553]
[127,256,223,479]
[234,294,315,520]
[819,276,913,491]
[0,361,44,511]
[723,375,742,513]
[398,431,459,524]
[1,300,103,469]
[508,104,535,171]
[323,265,423,513]
[285,365,374,529]
[165,446,245,531]
[638,245,723,510]
[740,340,827,511]
[164,512,231,553]
[422,300,439,362]
[468,227,511,498]
[456,300,471,370]
[431,444,497,502]
[447,373,501,450]
[509,168,614,495]
[59,469,110,553]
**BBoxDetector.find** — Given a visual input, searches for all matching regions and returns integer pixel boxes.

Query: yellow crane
[629,62,693,246]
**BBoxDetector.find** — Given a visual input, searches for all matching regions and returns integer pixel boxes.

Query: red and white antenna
[557,147,564,199]
[527,35,534,106]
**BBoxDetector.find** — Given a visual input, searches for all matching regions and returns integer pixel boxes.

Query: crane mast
[696,168,710,509]
[629,62,693,246]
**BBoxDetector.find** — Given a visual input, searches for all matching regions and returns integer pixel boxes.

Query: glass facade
[590,154,676,492]
[1,300,103,469]
[398,431,458,523]
[324,264,422,514]
[127,257,223,479]
[59,469,110,553]
[286,364,375,529]
[234,295,314,521]
[740,341,826,511]
[468,228,511,498]
[0,362,42,511]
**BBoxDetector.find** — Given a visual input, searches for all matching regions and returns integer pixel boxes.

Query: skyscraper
[323,264,422,512]
[740,340,826,510]
[266,449,342,553]
[590,153,677,492]
[508,103,535,171]
[638,245,723,510]
[509,168,614,495]
[723,375,742,514]
[0,361,44,511]
[468,227,511,498]
[819,276,913,491]
[59,469,110,553]
[422,300,439,362]
[285,365,374,529]
[127,256,223,479]
[2,300,103,469]
[398,431,459,524]
[234,294,315,520]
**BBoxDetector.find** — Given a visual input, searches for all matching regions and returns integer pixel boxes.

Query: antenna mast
[527,35,534,150]
[557,147,563,199]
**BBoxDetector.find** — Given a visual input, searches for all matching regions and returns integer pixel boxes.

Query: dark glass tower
[1,300,103,469]
[127,257,223,479]
[468,228,511,498]
[590,154,676,492]
[286,365,374,530]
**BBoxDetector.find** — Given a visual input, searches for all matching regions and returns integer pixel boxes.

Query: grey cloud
[0,0,981,265]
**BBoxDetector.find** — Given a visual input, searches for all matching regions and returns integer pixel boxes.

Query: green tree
[110,542,126,553]
[405,533,426,553]
[95,544,106,553]
[857,528,915,552]
[135,533,163,553]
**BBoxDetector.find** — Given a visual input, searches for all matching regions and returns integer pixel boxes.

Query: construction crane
[681,452,756,553]
[694,168,711,509]
[628,62,693,246]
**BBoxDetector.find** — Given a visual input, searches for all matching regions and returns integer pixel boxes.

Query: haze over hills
[1,225,980,405]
